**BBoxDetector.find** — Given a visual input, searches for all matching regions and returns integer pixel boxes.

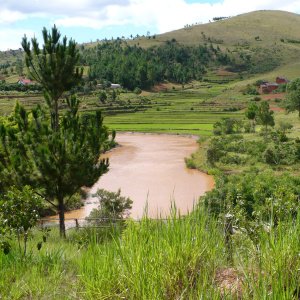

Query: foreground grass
[1,207,300,299]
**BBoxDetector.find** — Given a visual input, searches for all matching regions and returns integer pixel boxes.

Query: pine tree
[0,26,113,237]
[0,99,111,237]
[21,25,83,130]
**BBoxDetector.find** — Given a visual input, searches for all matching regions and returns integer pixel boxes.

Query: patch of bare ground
[140,90,151,96]
[270,106,285,112]
[217,69,238,77]
[151,82,182,92]
[261,92,286,100]
[215,268,244,299]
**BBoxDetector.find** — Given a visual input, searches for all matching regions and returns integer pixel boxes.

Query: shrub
[202,171,300,239]
[252,96,261,102]
[219,153,244,165]
[243,84,259,95]
[263,146,281,165]
[0,186,44,255]
[134,87,142,95]
[87,189,133,225]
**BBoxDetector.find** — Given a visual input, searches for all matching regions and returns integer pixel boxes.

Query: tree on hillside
[99,91,107,103]
[256,101,275,134]
[245,103,258,132]
[285,78,300,117]
[15,58,23,76]
[0,99,112,237]
[21,25,83,130]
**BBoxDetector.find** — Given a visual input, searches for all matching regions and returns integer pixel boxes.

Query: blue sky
[0,0,300,50]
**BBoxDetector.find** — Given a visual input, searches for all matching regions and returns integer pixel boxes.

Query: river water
[63,132,214,220]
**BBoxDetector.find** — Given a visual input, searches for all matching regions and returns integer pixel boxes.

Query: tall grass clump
[77,207,225,299]
[231,215,300,299]
[0,228,81,299]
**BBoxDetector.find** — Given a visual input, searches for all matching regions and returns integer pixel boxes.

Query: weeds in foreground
[0,208,299,299]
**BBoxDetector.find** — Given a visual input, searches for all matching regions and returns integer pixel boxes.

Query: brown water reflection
[63,133,214,220]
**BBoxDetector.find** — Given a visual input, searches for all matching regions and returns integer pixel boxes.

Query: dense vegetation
[85,40,231,90]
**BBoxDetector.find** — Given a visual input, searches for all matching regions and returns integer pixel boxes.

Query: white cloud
[0,29,35,50]
[0,0,130,15]
[52,0,300,33]
[0,0,300,39]
[0,9,26,24]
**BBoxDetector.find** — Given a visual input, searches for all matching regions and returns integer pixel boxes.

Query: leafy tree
[111,89,117,101]
[0,186,43,256]
[0,98,112,237]
[206,139,224,166]
[134,87,142,95]
[213,118,240,135]
[243,84,259,95]
[21,25,83,130]
[87,189,132,225]
[245,103,258,132]
[256,101,275,133]
[278,120,293,134]
[285,78,300,117]
[15,58,23,76]
[99,91,107,103]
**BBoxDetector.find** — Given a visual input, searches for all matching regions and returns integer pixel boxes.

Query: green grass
[1,208,300,299]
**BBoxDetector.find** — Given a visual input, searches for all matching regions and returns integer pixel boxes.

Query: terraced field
[91,83,244,135]
[0,81,245,136]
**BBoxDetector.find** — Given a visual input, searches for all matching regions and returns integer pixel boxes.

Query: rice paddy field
[0,79,248,136]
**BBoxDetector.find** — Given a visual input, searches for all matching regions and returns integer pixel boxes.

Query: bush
[206,139,224,166]
[219,153,244,165]
[243,84,259,95]
[202,171,300,238]
[213,118,241,135]
[0,186,44,255]
[263,146,281,165]
[87,189,133,225]
[134,87,142,95]
[65,193,84,211]
[252,96,261,102]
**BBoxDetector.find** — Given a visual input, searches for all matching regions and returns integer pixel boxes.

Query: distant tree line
[83,40,231,90]
[0,82,42,92]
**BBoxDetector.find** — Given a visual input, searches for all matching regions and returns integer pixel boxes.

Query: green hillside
[83,10,300,82]
[128,10,300,49]
[127,10,300,69]
[155,10,300,46]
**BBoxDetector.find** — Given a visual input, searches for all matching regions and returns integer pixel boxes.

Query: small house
[259,83,279,94]
[18,78,32,85]
[97,83,121,89]
[276,76,289,84]
[110,83,121,89]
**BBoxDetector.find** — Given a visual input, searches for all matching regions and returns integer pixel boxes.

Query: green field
[0,79,247,136]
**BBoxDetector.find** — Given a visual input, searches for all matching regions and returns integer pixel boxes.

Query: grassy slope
[1,210,300,299]
[156,10,300,46]
[123,10,300,67]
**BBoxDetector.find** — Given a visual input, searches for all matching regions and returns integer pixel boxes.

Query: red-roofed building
[259,83,279,94]
[276,76,289,84]
[18,78,33,85]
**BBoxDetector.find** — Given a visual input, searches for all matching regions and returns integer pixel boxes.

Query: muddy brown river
[63,132,214,220]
